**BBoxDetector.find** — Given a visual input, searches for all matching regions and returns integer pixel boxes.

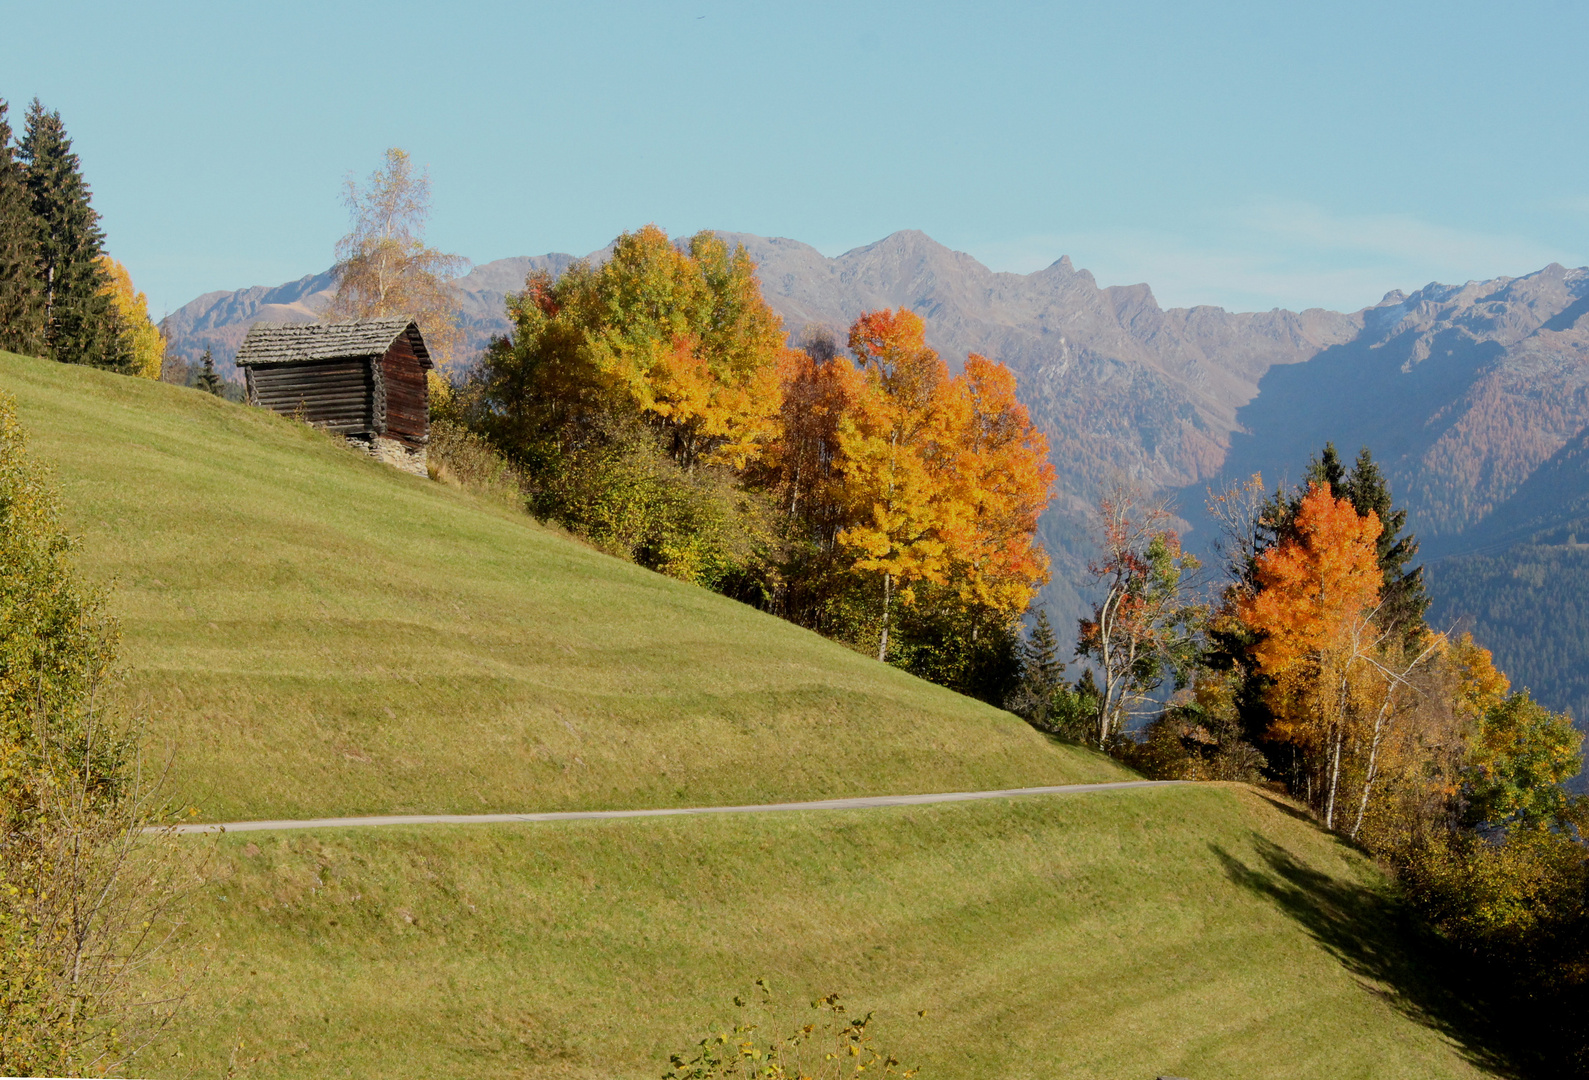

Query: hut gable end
[380,332,429,444]
[235,317,434,476]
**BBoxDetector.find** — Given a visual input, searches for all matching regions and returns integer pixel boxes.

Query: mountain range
[160,231,1589,723]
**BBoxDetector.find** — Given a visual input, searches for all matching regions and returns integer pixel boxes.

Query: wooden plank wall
[248,359,374,433]
[380,337,429,447]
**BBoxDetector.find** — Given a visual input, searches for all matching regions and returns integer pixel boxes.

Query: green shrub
[526,421,778,592]
[0,391,195,1076]
[427,419,526,507]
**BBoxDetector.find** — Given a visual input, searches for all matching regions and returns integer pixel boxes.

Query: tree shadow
[1252,792,1318,826]
[1212,835,1525,1078]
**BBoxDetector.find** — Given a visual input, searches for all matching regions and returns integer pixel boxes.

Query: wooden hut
[234,317,432,475]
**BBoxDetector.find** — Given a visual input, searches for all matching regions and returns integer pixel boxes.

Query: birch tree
[1075,484,1202,750]
[1237,481,1384,827]
[327,148,469,370]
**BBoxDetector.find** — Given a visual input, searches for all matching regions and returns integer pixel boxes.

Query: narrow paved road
[171,780,1183,834]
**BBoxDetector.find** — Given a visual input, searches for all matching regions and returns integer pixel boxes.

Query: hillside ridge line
[169,780,1183,834]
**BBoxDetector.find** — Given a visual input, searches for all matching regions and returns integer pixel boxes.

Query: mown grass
[154,784,1500,1080]
[0,352,1131,821]
[0,356,1508,1078]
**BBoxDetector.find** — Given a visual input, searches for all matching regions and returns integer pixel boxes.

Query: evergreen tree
[1021,608,1065,690]
[196,349,221,395]
[1304,441,1347,493]
[1341,446,1428,639]
[17,100,125,371]
[0,99,43,356]
[1253,443,1349,558]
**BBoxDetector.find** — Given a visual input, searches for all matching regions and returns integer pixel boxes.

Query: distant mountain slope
[1200,264,1589,548]
[162,232,1359,505]
[1423,423,1589,727]
[1182,264,1589,724]
[1428,542,1589,729]
[722,231,1360,497]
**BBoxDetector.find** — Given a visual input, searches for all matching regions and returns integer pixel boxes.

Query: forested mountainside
[1182,263,1589,727]
[162,234,1589,722]
[1201,263,1589,546]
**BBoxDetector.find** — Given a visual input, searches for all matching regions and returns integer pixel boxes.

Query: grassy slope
[0,356,1502,1078]
[0,352,1129,820]
[165,785,1494,1080]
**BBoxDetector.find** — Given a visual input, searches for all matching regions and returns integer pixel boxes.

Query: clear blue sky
[5,0,1587,318]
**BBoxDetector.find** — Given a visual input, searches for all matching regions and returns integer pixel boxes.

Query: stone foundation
[346,434,428,477]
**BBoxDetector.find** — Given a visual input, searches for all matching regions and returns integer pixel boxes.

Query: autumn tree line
[423,224,1056,698]
[426,209,1589,1064]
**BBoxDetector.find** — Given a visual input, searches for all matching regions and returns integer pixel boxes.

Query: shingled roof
[234,317,432,368]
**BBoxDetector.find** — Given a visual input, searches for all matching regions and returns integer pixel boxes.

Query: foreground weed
[665,980,917,1080]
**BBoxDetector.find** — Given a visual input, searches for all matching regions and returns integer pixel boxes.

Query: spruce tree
[18,100,125,371]
[196,349,221,396]
[0,99,44,356]
[1021,609,1065,690]
[1304,441,1347,493]
[1255,443,1349,559]
[1342,446,1428,639]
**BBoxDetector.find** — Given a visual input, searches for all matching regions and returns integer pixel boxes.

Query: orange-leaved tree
[835,309,959,660]
[759,341,864,543]
[939,353,1054,616]
[1237,480,1387,826]
[827,309,1054,665]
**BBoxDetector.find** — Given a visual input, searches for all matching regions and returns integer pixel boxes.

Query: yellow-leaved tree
[96,257,162,379]
[834,309,1054,662]
[835,309,960,660]
[480,224,786,473]
[470,225,787,587]
[327,148,469,371]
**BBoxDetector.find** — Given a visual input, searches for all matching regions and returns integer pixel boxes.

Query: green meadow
[171,785,1496,1080]
[0,351,1127,822]
[0,352,1509,1078]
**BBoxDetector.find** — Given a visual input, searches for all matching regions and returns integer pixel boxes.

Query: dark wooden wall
[248,359,374,432]
[380,336,429,447]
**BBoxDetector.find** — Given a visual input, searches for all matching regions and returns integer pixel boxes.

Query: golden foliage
[95,256,162,379]
[327,148,469,371]
[832,310,1053,659]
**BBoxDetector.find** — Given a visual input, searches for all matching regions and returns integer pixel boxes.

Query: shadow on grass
[1253,791,1320,827]
[1213,834,1524,1078]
